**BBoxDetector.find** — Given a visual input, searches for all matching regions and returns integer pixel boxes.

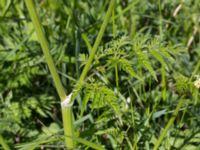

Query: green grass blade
[0,134,10,150]
[153,97,185,150]
[75,137,105,150]
[81,33,92,54]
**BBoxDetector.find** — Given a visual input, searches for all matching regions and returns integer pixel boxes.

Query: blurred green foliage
[0,0,200,149]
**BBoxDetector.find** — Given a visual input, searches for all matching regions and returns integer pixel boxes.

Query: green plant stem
[153,97,185,150]
[112,10,116,37]
[24,0,74,148]
[115,65,119,88]
[161,65,166,101]
[71,0,116,100]
[81,33,93,54]
[190,60,200,81]
[0,134,10,150]
[158,0,163,39]
[24,0,65,100]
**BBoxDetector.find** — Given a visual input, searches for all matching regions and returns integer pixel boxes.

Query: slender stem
[112,10,116,37]
[0,134,10,150]
[115,65,119,88]
[161,65,166,101]
[72,0,116,101]
[153,97,185,150]
[190,60,200,82]
[24,0,74,148]
[81,33,92,54]
[24,0,66,100]
[158,0,163,39]
[75,30,81,78]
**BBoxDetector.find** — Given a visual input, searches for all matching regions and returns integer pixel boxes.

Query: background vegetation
[0,0,200,149]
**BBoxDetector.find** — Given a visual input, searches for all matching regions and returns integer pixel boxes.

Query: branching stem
[24,0,74,148]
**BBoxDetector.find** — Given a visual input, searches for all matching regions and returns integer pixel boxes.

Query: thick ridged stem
[24,0,74,148]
